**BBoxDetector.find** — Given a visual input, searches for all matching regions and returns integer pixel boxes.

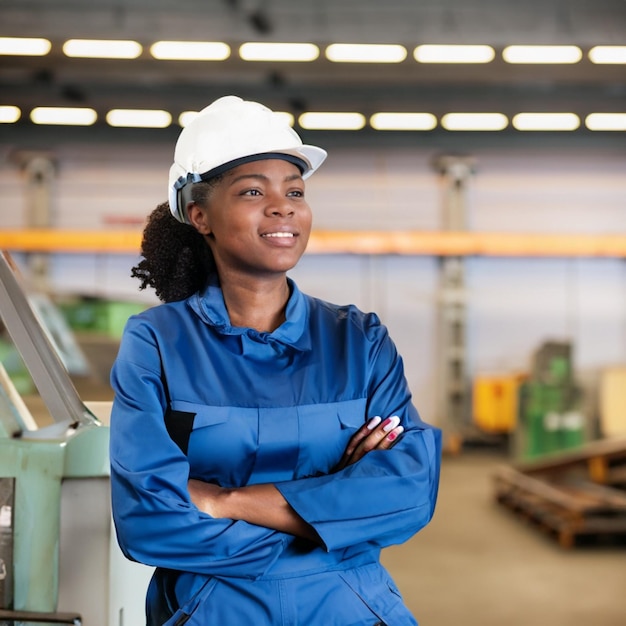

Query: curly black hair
[131,201,215,303]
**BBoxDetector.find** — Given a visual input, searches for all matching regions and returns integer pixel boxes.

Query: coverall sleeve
[109,318,287,578]
[276,322,442,552]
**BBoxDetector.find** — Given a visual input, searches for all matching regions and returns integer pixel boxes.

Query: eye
[287,189,304,198]
[241,188,262,196]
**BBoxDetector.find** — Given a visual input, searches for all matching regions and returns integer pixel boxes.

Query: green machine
[516,341,587,460]
[0,252,152,625]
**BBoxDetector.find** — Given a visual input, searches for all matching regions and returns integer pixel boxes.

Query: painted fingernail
[367,416,382,430]
[382,416,401,432]
[387,426,404,441]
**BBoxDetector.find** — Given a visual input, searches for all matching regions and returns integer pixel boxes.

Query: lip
[261,232,298,247]
[260,226,298,237]
[259,228,300,248]
[261,232,296,238]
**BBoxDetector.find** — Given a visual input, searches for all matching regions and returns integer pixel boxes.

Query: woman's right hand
[333,415,404,472]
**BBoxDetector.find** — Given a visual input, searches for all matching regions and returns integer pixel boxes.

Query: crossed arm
[187,415,404,543]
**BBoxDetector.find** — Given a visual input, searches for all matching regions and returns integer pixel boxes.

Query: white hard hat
[168,95,328,223]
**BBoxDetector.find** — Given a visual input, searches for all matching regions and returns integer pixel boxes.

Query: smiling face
[188,158,312,282]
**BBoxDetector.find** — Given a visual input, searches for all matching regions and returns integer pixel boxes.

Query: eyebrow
[227,172,303,186]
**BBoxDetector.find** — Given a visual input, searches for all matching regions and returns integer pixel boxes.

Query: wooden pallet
[494,436,626,548]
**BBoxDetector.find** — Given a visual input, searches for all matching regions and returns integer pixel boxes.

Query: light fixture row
[1,37,626,64]
[1,106,625,131]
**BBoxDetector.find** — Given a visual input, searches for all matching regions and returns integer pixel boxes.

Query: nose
[265,192,294,217]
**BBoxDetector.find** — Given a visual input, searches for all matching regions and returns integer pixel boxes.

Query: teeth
[263,232,294,238]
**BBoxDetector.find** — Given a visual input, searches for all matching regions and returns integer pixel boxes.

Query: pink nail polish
[388,426,404,441]
[367,416,382,430]
[383,416,400,433]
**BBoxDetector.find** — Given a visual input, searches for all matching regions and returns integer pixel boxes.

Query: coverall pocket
[296,398,367,475]
[175,402,259,485]
[165,401,229,456]
[169,401,230,427]
[338,563,417,626]
[162,577,219,626]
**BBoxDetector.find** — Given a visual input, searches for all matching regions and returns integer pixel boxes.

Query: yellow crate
[599,367,626,438]
[473,374,521,434]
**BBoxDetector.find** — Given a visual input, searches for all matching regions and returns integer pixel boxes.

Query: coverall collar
[188,275,312,352]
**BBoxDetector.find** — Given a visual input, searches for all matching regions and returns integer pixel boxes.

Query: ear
[186,202,212,235]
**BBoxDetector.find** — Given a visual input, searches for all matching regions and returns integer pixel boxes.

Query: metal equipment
[0,251,152,625]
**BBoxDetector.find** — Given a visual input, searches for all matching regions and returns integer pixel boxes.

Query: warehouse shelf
[1,229,626,257]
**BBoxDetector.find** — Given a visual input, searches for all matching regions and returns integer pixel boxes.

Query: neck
[219,273,291,333]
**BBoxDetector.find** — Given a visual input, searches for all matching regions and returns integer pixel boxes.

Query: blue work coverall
[109,278,441,625]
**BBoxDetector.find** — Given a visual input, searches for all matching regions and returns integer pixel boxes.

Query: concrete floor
[381,451,626,626]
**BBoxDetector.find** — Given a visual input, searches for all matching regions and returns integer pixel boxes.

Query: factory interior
[1,1,626,624]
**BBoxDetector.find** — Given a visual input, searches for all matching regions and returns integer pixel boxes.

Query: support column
[433,155,475,452]
[21,154,57,293]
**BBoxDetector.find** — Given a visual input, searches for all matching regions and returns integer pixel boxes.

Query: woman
[109,95,441,625]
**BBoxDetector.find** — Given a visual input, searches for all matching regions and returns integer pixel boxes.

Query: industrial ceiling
[1,0,625,143]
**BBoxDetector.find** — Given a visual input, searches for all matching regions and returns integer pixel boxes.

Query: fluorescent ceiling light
[0,37,51,56]
[326,43,407,63]
[0,106,21,123]
[239,42,319,61]
[298,112,366,130]
[30,107,97,126]
[502,45,582,64]
[106,109,172,128]
[274,111,295,127]
[414,44,495,63]
[370,112,437,131]
[179,110,294,128]
[63,39,142,59]
[441,113,508,131]
[585,113,626,131]
[588,46,626,64]
[512,113,580,131]
[179,111,199,127]
[150,41,230,61]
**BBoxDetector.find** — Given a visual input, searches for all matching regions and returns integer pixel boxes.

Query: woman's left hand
[333,415,404,472]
